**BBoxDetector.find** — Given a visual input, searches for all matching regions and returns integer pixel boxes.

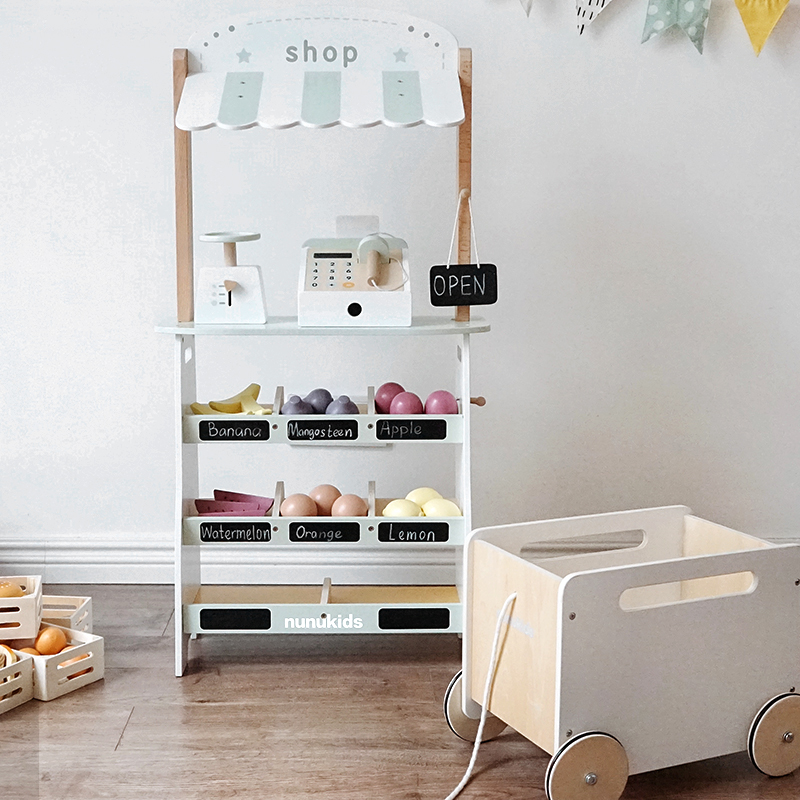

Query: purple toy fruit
[325,395,359,415]
[424,390,459,415]
[303,388,334,414]
[375,382,405,414]
[280,394,315,415]
[389,391,424,415]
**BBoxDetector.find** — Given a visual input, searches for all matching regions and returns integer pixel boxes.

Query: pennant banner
[642,0,711,53]
[577,0,614,34]
[735,0,790,55]
[519,0,534,17]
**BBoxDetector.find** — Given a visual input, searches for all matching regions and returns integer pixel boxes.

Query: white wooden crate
[13,625,104,701]
[465,506,800,778]
[0,576,43,640]
[0,650,34,715]
[41,595,93,633]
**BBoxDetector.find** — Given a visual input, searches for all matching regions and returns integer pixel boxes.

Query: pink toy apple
[389,391,424,415]
[375,382,405,414]
[424,390,458,415]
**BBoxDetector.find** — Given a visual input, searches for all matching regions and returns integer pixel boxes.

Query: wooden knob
[223,280,238,292]
[470,396,486,407]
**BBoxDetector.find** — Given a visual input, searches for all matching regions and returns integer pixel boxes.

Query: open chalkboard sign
[429,263,498,307]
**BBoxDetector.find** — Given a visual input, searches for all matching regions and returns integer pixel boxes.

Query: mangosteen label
[287,419,358,441]
[429,263,498,307]
[199,522,273,543]
[289,522,361,542]
[199,420,271,441]
[378,521,450,543]
[376,418,447,440]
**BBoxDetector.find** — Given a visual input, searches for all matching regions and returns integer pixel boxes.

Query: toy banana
[209,383,261,413]
[190,402,230,415]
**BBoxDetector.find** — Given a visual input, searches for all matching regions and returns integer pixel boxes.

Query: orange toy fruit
[0,581,24,598]
[35,626,68,656]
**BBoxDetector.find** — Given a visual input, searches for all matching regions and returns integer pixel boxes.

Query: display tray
[184,583,461,635]
[183,511,463,546]
[182,412,464,444]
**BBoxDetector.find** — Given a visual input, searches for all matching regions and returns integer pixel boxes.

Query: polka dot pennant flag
[642,0,712,53]
[734,0,790,55]
[576,0,614,35]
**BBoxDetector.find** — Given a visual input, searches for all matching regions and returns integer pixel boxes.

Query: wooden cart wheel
[544,731,629,800]
[443,670,507,742]
[748,693,800,777]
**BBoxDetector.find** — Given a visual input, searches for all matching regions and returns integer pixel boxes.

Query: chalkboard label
[378,521,450,543]
[429,264,498,307]
[199,419,271,442]
[200,608,271,630]
[289,521,361,543]
[375,418,446,440]
[378,607,451,630]
[287,419,358,442]
[199,521,273,543]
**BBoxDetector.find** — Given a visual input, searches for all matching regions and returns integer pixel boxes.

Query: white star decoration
[393,48,408,62]
[237,48,251,63]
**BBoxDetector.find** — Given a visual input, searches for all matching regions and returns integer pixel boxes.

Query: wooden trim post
[456,48,472,323]
[173,49,194,323]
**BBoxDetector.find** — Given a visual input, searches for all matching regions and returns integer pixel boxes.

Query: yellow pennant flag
[734,0,790,55]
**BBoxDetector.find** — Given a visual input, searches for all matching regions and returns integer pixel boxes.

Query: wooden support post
[173,49,194,323]
[456,48,473,323]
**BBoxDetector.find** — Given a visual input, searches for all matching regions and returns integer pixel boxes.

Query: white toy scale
[445,505,800,799]
[195,232,267,325]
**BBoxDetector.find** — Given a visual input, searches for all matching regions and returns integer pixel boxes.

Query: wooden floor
[1,584,798,800]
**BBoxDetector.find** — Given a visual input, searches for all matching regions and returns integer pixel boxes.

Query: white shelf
[183,514,465,547]
[156,315,490,336]
[183,412,464,444]
[183,584,462,635]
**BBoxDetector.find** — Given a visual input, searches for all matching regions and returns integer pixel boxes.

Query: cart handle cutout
[620,571,755,611]
[521,529,645,561]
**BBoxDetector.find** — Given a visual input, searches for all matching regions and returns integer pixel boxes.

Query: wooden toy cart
[444,505,800,799]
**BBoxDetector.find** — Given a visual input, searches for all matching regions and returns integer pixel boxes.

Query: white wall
[2,0,799,580]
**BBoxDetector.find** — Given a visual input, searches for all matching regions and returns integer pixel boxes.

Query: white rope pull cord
[444,591,517,800]
[445,192,481,270]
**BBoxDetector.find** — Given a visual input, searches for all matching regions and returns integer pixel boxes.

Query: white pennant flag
[519,0,534,16]
[576,0,615,34]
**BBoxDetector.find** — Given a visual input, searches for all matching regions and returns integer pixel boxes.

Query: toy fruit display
[424,390,459,415]
[280,395,315,414]
[35,626,68,656]
[279,493,318,516]
[309,484,342,516]
[389,391,424,415]
[0,580,24,598]
[191,383,269,415]
[331,494,369,517]
[213,490,274,513]
[382,498,424,517]
[380,488,462,517]
[405,487,442,506]
[422,498,462,517]
[325,395,359,415]
[375,382,405,414]
[303,388,334,414]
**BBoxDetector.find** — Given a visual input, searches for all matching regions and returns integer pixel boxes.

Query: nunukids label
[199,420,271,441]
[376,418,447,440]
[289,522,361,543]
[378,521,450,543]
[287,419,358,442]
[199,522,273,543]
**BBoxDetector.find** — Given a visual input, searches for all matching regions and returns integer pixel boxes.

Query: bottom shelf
[184,584,461,635]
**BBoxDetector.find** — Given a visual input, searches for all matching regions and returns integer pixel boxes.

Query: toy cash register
[298,222,412,327]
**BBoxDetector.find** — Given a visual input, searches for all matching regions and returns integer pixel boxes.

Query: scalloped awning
[175,8,465,130]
